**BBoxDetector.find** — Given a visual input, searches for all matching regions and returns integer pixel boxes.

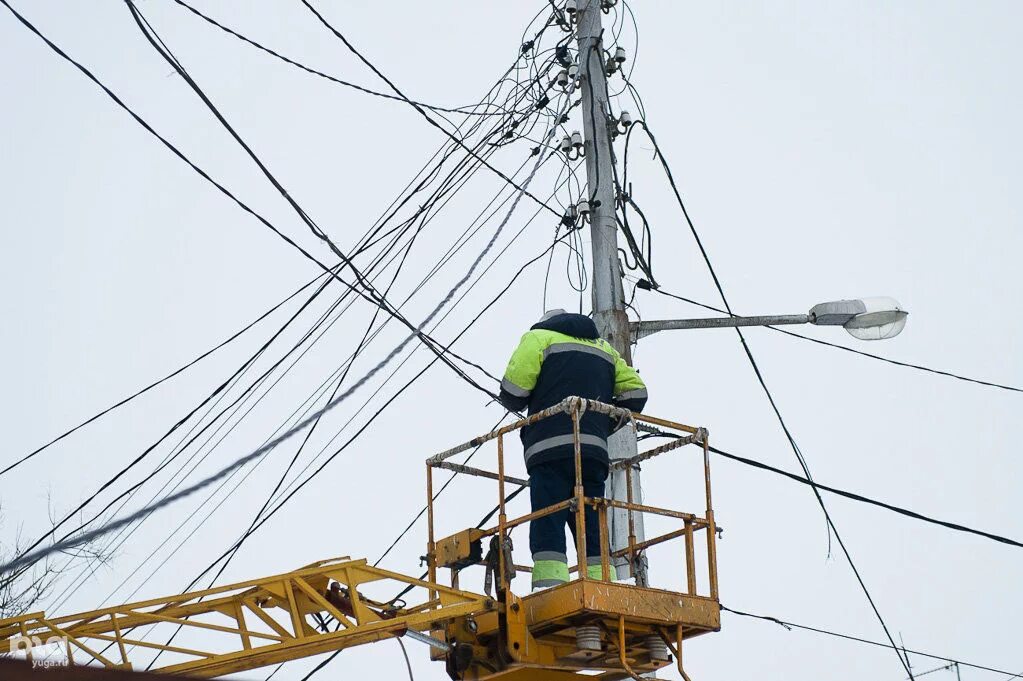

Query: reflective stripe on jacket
[498,311,648,470]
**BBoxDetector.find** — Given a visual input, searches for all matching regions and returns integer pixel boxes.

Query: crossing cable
[39,317,317,611]
[23,119,507,560]
[165,220,575,620]
[612,127,655,284]
[628,114,915,678]
[0,243,478,579]
[1,0,489,402]
[176,178,577,599]
[0,269,329,479]
[47,137,543,612]
[97,206,534,658]
[258,166,578,526]
[64,283,370,614]
[361,108,555,286]
[123,0,499,377]
[176,159,551,595]
[344,60,555,265]
[59,266,364,544]
[98,299,386,656]
[647,287,1023,395]
[42,146,511,609]
[0,269,359,601]
[375,234,599,603]
[721,605,1021,678]
[631,428,1023,551]
[148,80,581,593]
[170,0,510,118]
[51,200,461,593]
[372,414,509,569]
[381,386,1023,601]
[167,37,572,666]
[180,1,554,259]
[357,76,559,256]
[710,443,1023,549]
[128,158,579,672]
[24,0,540,654]
[615,109,657,285]
[8,44,531,489]
[5,0,555,612]
[56,35,562,617]
[0,90,568,577]
[0,266,350,595]
[297,0,565,222]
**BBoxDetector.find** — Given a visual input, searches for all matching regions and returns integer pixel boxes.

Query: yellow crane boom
[0,558,491,678]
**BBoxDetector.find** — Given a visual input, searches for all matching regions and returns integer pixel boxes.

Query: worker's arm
[499,331,544,411]
[611,350,648,413]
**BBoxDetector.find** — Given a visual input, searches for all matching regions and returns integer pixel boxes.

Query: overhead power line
[125,7,576,625]
[0,0,495,411]
[649,288,1023,395]
[40,115,535,608]
[124,1,492,384]
[370,419,1023,618]
[172,160,569,604]
[112,199,575,668]
[138,75,568,605]
[170,0,506,117]
[378,429,1023,609]
[0,86,568,578]
[0,284,454,576]
[771,327,1023,394]
[0,270,328,479]
[71,20,566,640]
[183,219,575,598]
[630,116,914,678]
[722,605,1022,678]
[297,0,564,222]
[0,267,345,590]
[372,414,509,568]
[19,115,530,588]
[699,443,1023,550]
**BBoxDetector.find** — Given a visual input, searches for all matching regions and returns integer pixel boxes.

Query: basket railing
[425,397,718,601]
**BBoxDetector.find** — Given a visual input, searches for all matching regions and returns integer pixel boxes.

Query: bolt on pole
[574,0,648,584]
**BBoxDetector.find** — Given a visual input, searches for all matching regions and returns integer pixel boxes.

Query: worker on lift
[499,309,648,590]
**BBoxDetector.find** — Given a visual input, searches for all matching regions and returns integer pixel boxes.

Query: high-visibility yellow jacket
[498,310,647,470]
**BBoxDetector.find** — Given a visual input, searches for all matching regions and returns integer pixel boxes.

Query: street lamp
[632,297,908,341]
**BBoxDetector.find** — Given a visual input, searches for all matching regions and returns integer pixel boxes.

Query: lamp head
[809,297,908,341]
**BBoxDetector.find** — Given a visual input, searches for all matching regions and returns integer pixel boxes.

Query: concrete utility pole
[574,0,647,583]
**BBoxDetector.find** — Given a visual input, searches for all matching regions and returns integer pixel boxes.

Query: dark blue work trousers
[528,458,608,560]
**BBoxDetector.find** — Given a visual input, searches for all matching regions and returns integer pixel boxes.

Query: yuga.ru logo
[9,635,71,668]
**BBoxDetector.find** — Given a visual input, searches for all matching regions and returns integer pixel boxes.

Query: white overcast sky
[2,1,1021,680]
